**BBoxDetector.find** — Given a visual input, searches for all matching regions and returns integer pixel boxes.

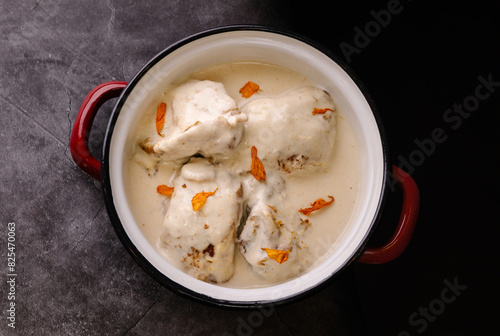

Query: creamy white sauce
[124,62,360,288]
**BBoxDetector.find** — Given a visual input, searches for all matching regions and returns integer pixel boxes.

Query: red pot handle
[70,81,128,180]
[358,165,420,264]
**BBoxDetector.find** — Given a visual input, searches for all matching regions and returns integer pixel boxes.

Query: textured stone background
[1,0,499,335]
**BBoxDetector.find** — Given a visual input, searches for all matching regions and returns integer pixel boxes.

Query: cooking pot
[70,25,419,307]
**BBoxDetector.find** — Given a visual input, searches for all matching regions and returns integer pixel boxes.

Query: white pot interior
[108,29,385,304]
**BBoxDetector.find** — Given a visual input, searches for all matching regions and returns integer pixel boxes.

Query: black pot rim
[101,24,390,308]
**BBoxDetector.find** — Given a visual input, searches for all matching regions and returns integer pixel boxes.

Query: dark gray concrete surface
[0,1,367,335]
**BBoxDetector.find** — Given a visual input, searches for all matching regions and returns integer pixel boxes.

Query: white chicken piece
[237,174,310,281]
[160,158,243,283]
[148,80,247,161]
[239,85,336,175]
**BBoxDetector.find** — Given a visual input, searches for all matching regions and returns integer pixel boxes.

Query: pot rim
[101,24,389,307]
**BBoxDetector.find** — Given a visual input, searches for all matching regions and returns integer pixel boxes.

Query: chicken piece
[237,174,310,281]
[160,158,243,283]
[144,80,247,162]
[239,85,336,175]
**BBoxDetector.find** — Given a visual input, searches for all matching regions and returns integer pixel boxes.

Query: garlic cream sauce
[124,62,360,288]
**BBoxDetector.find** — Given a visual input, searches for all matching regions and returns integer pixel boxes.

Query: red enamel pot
[70,25,419,307]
